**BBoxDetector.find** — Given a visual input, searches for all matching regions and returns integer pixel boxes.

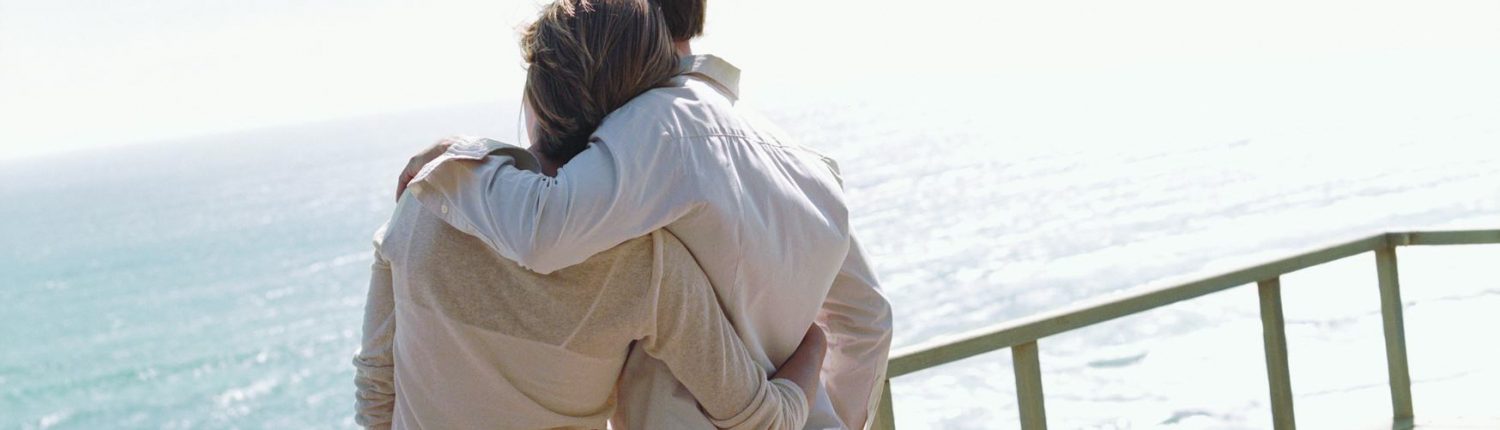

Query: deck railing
[872,229,1500,430]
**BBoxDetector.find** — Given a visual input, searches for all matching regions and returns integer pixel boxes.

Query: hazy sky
[1,0,1496,161]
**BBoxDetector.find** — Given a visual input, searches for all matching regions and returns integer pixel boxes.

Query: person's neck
[528,146,561,177]
[675,39,692,57]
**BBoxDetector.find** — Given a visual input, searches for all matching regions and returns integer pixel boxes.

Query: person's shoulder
[732,105,846,184]
[595,76,734,140]
[592,88,681,143]
[371,195,430,262]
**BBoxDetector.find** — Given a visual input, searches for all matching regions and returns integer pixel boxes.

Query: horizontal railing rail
[872,229,1500,430]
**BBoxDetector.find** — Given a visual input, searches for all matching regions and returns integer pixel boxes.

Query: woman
[353,1,826,428]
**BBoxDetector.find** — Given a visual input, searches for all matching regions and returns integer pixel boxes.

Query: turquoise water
[4,52,1500,428]
[0,106,520,428]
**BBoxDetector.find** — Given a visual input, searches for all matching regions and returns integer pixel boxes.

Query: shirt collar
[680,54,741,100]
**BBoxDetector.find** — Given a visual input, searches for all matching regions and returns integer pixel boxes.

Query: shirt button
[441,204,449,215]
[410,184,423,196]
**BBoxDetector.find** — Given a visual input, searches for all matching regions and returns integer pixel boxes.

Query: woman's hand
[772,324,828,402]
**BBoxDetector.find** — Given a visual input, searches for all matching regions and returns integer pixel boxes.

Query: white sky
[1,0,1497,161]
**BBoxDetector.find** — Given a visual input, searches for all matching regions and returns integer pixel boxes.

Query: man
[397,1,893,428]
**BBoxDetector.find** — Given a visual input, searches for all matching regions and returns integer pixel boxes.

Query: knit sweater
[354,194,808,429]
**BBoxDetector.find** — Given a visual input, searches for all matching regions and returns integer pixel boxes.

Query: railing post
[1012,341,1047,430]
[874,379,896,430]
[1375,247,1415,421]
[1257,277,1296,429]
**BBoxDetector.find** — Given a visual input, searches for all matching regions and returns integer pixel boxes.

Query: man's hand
[395,136,468,201]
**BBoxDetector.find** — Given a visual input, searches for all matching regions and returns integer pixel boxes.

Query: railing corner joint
[1385,232,1412,248]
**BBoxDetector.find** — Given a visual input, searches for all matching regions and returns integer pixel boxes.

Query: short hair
[520,0,680,164]
[654,0,705,41]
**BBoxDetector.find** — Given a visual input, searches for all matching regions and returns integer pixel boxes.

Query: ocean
[3,51,1499,429]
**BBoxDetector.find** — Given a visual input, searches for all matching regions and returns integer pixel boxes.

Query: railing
[871,229,1500,430]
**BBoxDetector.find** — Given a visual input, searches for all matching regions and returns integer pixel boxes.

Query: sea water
[3,53,1499,429]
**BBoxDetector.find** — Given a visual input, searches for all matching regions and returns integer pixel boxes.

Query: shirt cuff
[401,137,541,254]
[710,377,810,430]
[416,137,540,177]
[405,137,541,202]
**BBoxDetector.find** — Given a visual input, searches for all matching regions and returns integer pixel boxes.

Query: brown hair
[654,0,706,41]
[521,0,680,164]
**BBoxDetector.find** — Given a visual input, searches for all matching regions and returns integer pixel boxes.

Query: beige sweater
[353,195,808,429]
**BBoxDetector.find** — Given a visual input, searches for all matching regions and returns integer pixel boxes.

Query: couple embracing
[354,0,893,428]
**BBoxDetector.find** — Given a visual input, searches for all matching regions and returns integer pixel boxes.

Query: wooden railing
[872,229,1500,430]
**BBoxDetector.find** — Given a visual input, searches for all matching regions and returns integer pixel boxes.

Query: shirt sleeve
[407,136,699,275]
[353,224,397,430]
[637,231,810,430]
[818,233,895,430]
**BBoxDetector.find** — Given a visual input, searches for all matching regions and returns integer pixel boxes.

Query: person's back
[595,57,877,430]
[354,191,816,429]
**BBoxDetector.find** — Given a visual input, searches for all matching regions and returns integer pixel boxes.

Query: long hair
[521,0,680,164]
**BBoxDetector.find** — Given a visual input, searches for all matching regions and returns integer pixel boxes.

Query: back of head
[653,0,706,41]
[522,0,680,165]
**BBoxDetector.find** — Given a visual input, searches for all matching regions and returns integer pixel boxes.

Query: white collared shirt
[408,55,893,430]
